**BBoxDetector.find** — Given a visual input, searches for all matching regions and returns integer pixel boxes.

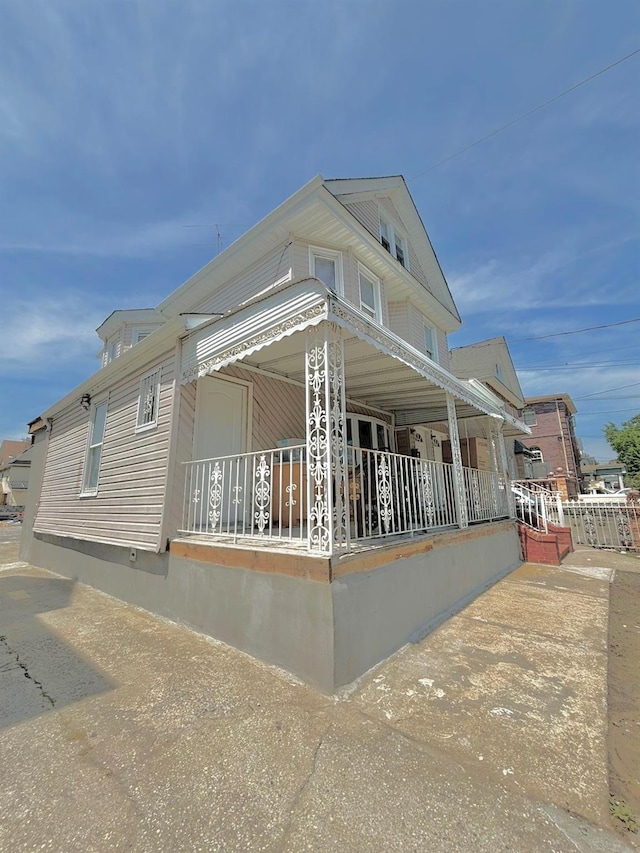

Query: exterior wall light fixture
[80,393,92,410]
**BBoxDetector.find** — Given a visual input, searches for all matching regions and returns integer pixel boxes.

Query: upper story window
[423,324,438,363]
[358,264,381,322]
[523,406,537,426]
[496,363,504,382]
[136,369,161,432]
[81,401,108,496]
[309,246,343,295]
[379,217,408,269]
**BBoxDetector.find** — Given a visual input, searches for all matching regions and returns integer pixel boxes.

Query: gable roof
[324,176,460,321]
[450,336,525,409]
[155,175,462,331]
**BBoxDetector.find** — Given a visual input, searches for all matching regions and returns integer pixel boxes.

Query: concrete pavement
[0,524,632,851]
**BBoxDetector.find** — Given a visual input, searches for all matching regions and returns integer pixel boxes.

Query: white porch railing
[180,446,307,543]
[180,445,512,551]
[511,481,566,533]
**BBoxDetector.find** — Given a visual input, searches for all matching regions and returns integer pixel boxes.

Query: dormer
[96,308,166,366]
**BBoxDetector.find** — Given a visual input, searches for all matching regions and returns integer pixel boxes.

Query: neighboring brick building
[519,394,581,492]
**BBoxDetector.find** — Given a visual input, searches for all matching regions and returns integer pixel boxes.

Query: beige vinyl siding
[342,200,380,238]
[388,300,410,343]
[436,329,450,371]
[291,240,310,280]
[165,379,197,540]
[222,366,306,449]
[34,352,176,550]
[407,243,431,293]
[378,198,434,293]
[194,242,293,314]
[388,299,448,367]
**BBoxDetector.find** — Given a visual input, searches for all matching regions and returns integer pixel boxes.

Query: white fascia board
[41,316,186,420]
[96,308,164,339]
[317,187,461,332]
[180,279,328,383]
[157,175,326,318]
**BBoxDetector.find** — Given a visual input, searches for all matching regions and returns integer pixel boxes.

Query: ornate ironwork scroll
[254,455,271,534]
[446,394,468,529]
[420,463,436,527]
[305,323,346,553]
[208,462,223,529]
[377,453,393,533]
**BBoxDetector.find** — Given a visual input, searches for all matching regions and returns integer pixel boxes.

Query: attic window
[379,217,408,269]
[132,329,152,344]
[496,364,504,381]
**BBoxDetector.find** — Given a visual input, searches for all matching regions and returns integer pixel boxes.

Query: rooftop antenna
[215,224,222,256]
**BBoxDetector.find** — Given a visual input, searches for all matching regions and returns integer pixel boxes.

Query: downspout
[555,399,570,475]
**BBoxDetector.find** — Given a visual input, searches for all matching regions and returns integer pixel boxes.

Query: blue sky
[1,0,638,462]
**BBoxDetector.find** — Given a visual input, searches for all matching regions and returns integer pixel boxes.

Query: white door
[194,376,249,462]
[193,376,250,532]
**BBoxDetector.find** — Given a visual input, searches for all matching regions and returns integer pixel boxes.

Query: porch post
[485,418,501,516]
[495,419,515,517]
[305,322,347,554]
[446,393,468,529]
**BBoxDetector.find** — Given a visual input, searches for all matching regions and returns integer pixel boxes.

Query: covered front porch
[174,279,526,559]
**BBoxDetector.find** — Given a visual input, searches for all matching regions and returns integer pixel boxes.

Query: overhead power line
[511,318,640,342]
[578,382,640,399]
[410,47,640,179]
[517,361,640,371]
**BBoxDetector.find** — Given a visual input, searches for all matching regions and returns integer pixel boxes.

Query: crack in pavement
[0,634,55,708]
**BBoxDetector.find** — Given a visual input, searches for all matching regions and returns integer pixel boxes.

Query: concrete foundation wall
[332,525,522,687]
[24,533,335,693]
[23,523,521,693]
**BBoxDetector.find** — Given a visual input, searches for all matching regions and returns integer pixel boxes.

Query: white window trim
[357,263,382,324]
[379,216,409,271]
[131,327,154,345]
[79,399,108,497]
[135,368,161,433]
[309,245,344,296]
[423,323,438,363]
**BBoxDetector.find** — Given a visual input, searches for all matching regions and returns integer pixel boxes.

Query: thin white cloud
[0,292,109,376]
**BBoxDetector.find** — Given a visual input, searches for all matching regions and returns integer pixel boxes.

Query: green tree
[604,414,640,488]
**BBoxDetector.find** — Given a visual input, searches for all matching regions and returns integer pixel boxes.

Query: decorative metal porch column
[446,393,469,529]
[494,419,516,517]
[305,323,347,554]
[485,419,501,516]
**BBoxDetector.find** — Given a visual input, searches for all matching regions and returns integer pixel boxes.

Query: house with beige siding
[449,337,526,479]
[21,175,529,692]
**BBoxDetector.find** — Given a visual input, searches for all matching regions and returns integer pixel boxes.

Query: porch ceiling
[244,331,500,425]
[182,279,530,435]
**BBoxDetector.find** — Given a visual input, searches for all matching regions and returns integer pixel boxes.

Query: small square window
[136,370,161,432]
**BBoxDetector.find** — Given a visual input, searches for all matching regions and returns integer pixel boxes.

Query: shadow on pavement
[0,573,116,729]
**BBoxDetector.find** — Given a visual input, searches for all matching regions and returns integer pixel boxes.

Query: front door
[194,375,249,462]
[193,376,250,531]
